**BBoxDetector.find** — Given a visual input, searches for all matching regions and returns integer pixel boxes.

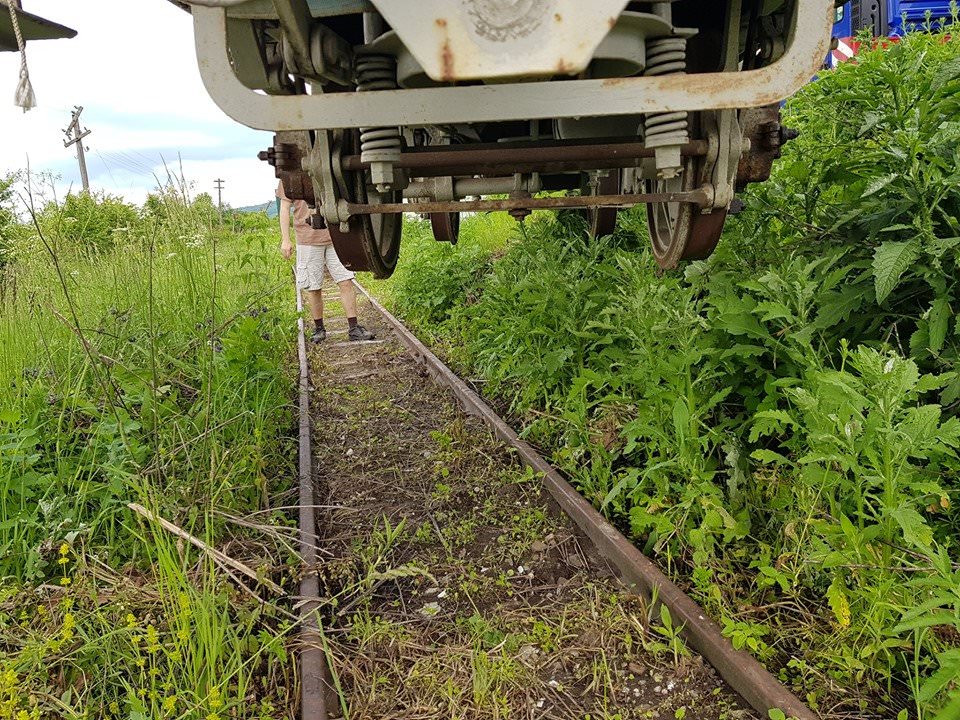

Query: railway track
[298,285,817,720]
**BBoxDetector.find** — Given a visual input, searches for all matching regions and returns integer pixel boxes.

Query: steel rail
[354,281,818,720]
[295,288,332,720]
[343,190,711,216]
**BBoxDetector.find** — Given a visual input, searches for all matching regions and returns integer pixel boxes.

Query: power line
[62,106,91,193]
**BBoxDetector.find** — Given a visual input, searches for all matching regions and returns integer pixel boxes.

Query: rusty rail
[295,289,332,720]
[343,190,711,216]
[355,282,818,720]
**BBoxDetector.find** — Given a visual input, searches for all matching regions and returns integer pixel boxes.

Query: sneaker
[348,324,375,341]
[310,328,327,343]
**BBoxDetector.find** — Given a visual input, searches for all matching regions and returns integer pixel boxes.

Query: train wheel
[580,171,620,238]
[430,212,460,244]
[645,156,726,269]
[328,132,403,280]
[329,184,403,279]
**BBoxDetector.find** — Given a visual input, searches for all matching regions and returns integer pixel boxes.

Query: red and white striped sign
[831,37,858,66]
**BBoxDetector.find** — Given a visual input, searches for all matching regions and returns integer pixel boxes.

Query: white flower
[419,602,441,617]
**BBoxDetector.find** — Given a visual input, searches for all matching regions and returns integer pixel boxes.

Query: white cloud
[0,0,273,207]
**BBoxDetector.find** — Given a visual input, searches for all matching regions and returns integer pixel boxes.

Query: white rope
[6,1,36,111]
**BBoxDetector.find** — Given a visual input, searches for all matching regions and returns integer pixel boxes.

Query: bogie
[193,0,835,276]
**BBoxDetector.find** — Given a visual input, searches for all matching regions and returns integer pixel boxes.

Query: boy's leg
[305,289,326,341]
[305,288,324,321]
[339,280,358,320]
[326,246,375,341]
[295,245,327,341]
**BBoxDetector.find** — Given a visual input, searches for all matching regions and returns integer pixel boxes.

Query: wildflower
[162,696,177,713]
[125,613,137,628]
[59,577,71,587]
[61,612,75,641]
[146,625,160,653]
[209,686,223,709]
[109,701,120,714]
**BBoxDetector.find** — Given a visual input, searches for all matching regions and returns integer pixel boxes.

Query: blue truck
[832,1,953,49]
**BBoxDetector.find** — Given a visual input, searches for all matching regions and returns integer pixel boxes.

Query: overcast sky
[0,0,274,209]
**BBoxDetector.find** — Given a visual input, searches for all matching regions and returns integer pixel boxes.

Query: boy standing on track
[277,182,375,343]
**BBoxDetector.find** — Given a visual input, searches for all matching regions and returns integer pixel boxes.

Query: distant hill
[236,201,278,218]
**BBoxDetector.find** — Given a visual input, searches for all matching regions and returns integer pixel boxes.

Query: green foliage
[0,172,18,267]
[733,24,960,381]
[36,191,140,255]
[0,203,297,715]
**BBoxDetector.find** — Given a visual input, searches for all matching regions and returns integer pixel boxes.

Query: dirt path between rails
[306,289,757,720]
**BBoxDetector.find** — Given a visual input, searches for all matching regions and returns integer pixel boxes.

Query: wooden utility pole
[214,178,225,214]
[63,106,91,192]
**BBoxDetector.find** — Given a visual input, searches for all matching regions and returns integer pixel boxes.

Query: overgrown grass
[0,186,300,718]
[376,22,960,720]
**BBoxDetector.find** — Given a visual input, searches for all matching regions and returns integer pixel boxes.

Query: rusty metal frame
[354,282,818,720]
[191,1,834,131]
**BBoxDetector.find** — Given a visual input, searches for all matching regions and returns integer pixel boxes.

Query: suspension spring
[644,36,689,179]
[356,54,402,168]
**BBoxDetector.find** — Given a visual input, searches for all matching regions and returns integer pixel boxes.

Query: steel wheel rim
[430,212,460,244]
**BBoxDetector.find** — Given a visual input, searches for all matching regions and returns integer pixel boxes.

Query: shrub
[36,191,140,255]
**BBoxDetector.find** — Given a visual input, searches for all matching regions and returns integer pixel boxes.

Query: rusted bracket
[258,131,316,205]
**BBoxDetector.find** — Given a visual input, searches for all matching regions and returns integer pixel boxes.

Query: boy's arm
[279,198,293,260]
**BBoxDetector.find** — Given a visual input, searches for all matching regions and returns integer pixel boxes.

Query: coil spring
[356,54,401,164]
[643,37,689,154]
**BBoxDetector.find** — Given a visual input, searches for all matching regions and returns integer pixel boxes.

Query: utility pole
[214,178,225,215]
[63,106,91,193]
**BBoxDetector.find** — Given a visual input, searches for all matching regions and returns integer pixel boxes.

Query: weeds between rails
[304,294,756,719]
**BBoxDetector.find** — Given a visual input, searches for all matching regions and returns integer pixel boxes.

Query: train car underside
[186,0,835,278]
